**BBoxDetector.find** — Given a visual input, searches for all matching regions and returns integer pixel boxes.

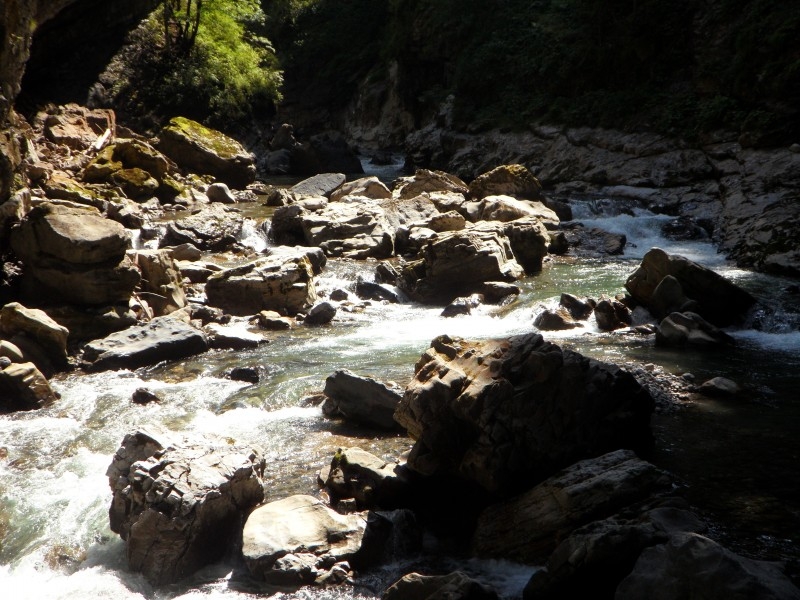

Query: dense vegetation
[266,0,800,143]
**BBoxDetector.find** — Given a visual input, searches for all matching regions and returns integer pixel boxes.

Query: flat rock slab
[82,316,209,371]
[290,172,346,197]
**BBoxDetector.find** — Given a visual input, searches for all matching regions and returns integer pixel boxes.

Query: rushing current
[1,189,799,598]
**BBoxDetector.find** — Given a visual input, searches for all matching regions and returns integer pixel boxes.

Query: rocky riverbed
[1,104,799,599]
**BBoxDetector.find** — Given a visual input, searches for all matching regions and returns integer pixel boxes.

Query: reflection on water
[1,205,799,597]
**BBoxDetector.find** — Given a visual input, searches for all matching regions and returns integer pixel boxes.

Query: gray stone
[323,369,403,430]
[305,301,337,325]
[290,173,346,198]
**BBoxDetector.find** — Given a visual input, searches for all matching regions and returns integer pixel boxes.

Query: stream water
[1,190,799,598]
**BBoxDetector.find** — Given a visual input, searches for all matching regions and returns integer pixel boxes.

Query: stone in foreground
[106,430,266,586]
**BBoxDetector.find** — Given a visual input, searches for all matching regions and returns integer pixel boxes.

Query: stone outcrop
[10,203,140,305]
[383,571,499,600]
[204,252,317,316]
[471,450,671,563]
[241,494,365,585]
[626,248,756,326]
[157,117,255,188]
[616,532,800,600]
[82,316,209,371]
[322,369,404,430]
[107,430,266,586]
[468,163,544,201]
[394,334,654,494]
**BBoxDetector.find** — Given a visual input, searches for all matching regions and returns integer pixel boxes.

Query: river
[1,187,799,598]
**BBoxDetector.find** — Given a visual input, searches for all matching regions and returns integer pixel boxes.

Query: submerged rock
[107,430,266,586]
[394,334,654,494]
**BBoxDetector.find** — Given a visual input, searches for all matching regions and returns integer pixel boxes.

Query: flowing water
[1,196,799,598]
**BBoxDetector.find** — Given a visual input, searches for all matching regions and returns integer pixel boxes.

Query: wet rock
[395,334,654,494]
[400,226,524,304]
[162,203,244,252]
[11,203,140,305]
[131,388,161,404]
[131,250,186,317]
[204,322,265,349]
[561,224,627,257]
[616,532,800,600]
[656,311,735,348]
[534,308,582,330]
[547,231,570,255]
[168,243,203,261]
[319,447,410,509]
[698,376,740,397]
[322,369,403,430]
[205,252,317,317]
[106,430,266,586]
[256,310,293,330]
[560,293,594,320]
[82,316,209,372]
[442,294,483,317]
[229,366,262,384]
[594,298,633,331]
[157,117,255,188]
[265,245,327,275]
[478,281,521,303]
[503,217,551,274]
[472,450,671,563]
[523,507,706,600]
[305,301,337,325]
[649,274,699,317]
[0,302,69,369]
[469,164,544,202]
[0,362,58,412]
[291,173,346,198]
[383,571,499,600]
[353,509,423,569]
[206,182,236,204]
[241,494,365,585]
[355,278,404,303]
[625,248,756,326]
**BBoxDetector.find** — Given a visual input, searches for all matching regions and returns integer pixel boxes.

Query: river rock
[0,302,69,368]
[131,250,186,316]
[395,334,655,494]
[330,176,391,202]
[561,224,627,257]
[82,315,209,372]
[305,300,337,325]
[615,532,800,600]
[157,117,255,188]
[322,369,403,430]
[560,293,595,320]
[655,311,735,347]
[625,248,756,326]
[241,494,366,585]
[107,430,266,586]
[161,203,244,251]
[319,446,410,509]
[523,506,705,599]
[469,163,544,201]
[291,173,346,198]
[441,294,483,317]
[595,298,633,331]
[265,244,327,275]
[204,322,266,349]
[698,376,740,397]
[256,310,293,330]
[399,226,524,304]
[44,303,137,342]
[0,361,58,412]
[502,217,551,274]
[301,198,395,259]
[393,169,470,200]
[10,203,141,305]
[534,308,582,330]
[472,450,671,563]
[383,571,499,600]
[355,278,405,303]
[478,195,559,227]
[354,509,423,569]
[205,182,236,203]
[204,252,317,316]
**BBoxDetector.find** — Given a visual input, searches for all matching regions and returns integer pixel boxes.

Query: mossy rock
[43,172,112,209]
[157,117,256,189]
[83,146,123,184]
[111,168,159,200]
[113,139,171,180]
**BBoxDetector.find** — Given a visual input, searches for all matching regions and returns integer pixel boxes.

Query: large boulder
[241,494,365,585]
[656,311,736,347]
[399,226,525,304]
[319,446,410,509]
[478,195,558,226]
[393,169,469,201]
[468,164,544,201]
[130,250,186,316]
[10,203,140,305]
[82,316,209,371]
[502,217,551,274]
[301,198,395,259]
[322,369,404,430]
[205,252,317,316]
[625,248,756,326]
[383,571,499,600]
[107,430,266,586]
[161,203,245,251]
[157,117,255,188]
[330,176,392,202]
[471,450,671,563]
[290,172,346,198]
[0,361,58,412]
[394,334,654,494]
[616,532,800,600]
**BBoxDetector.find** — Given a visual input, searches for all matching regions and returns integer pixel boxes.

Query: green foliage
[113,0,282,127]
